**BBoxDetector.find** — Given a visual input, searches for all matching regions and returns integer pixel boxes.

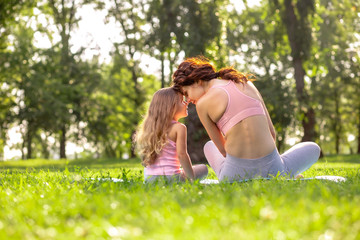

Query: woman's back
[199,79,276,159]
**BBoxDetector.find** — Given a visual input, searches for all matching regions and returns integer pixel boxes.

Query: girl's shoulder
[171,121,186,131]
[168,121,186,142]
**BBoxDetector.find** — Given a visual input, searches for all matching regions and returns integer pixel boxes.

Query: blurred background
[0,0,359,162]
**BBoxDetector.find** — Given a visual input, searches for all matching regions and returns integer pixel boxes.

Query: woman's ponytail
[217,67,255,84]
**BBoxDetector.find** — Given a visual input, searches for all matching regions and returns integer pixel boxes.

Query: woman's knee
[203,141,216,155]
[307,142,321,161]
[293,142,320,159]
[194,164,208,179]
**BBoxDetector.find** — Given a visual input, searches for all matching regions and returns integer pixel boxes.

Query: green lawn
[0,155,359,240]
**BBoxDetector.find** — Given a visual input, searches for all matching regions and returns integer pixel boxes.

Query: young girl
[135,87,208,183]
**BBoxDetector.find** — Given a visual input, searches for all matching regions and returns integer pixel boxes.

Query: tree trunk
[130,67,140,158]
[168,50,175,86]
[334,90,341,154]
[0,129,4,160]
[277,131,285,153]
[293,59,305,99]
[21,131,26,160]
[284,0,316,142]
[301,107,316,142]
[26,129,32,159]
[130,130,137,158]
[160,52,165,88]
[357,103,360,154]
[37,134,50,159]
[60,125,66,159]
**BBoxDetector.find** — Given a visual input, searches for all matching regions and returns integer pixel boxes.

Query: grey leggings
[204,141,320,182]
[144,164,208,183]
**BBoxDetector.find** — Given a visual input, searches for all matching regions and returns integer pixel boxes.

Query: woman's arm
[196,100,226,157]
[175,123,195,180]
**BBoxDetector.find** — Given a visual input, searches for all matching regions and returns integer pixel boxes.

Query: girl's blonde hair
[135,87,181,166]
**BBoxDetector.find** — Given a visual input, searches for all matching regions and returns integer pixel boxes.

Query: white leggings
[204,141,320,182]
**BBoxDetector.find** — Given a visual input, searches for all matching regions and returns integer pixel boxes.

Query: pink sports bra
[211,81,266,135]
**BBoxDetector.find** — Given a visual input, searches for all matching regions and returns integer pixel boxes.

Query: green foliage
[145,0,222,57]
[1,0,360,160]
[83,61,160,159]
[310,0,360,154]
[226,2,295,151]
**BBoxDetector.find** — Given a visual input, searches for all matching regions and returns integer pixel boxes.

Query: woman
[172,56,320,182]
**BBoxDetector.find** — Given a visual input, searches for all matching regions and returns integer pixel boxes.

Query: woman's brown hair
[172,56,254,94]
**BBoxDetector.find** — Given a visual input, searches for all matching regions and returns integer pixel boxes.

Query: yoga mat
[200,176,346,184]
[89,175,346,184]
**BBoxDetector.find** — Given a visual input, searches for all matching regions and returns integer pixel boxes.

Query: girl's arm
[175,123,195,180]
[196,100,226,157]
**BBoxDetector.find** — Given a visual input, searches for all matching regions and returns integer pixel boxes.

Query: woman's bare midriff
[224,115,276,159]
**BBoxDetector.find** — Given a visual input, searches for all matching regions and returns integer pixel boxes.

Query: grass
[0,155,359,240]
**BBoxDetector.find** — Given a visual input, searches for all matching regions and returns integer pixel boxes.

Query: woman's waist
[225,136,276,160]
[225,148,280,168]
[224,118,275,157]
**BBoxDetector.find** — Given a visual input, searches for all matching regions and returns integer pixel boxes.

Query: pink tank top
[211,81,266,135]
[144,122,181,175]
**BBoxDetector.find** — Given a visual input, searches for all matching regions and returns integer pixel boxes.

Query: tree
[3,7,41,159]
[41,0,101,158]
[145,0,182,87]
[83,62,159,158]
[312,0,360,154]
[0,1,36,159]
[226,1,295,152]
[270,0,317,142]
[104,0,157,157]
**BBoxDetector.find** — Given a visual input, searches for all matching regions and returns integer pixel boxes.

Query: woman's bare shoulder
[242,81,263,100]
[198,86,227,108]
